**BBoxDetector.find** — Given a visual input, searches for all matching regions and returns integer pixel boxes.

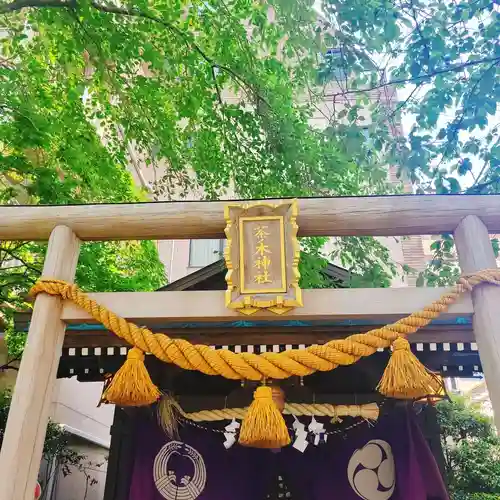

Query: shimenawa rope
[31,270,498,381]
[30,269,500,448]
[182,402,380,423]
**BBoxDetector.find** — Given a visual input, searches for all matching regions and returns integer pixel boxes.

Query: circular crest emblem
[153,441,207,500]
[347,439,396,500]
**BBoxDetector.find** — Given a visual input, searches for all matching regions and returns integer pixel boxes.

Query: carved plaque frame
[224,199,302,315]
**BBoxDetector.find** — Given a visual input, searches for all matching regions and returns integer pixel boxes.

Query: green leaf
[416,273,425,287]
[458,158,472,176]
[410,61,421,78]
[449,178,462,193]
[492,238,499,258]
[437,396,500,497]
[385,21,400,40]
[484,99,497,116]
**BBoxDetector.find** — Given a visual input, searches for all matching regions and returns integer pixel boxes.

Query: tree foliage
[437,396,500,499]
[0,0,404,330]
[315,0,500,285]
[1,0,378,199]
[318,0,499,194]
[0,0,497,316]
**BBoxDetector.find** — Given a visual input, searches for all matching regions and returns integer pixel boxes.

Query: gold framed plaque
[224,200,302,315]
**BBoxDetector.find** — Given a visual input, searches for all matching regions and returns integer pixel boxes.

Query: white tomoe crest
[347,439,396,500]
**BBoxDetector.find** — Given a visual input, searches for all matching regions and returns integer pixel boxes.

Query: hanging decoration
[156,392,181,439]
[223,419,240,449]
[239,386,291,448]
[100,347,161,406]
[29,269,500,449]
[180,412,370,439]
[292,415,309,453]
[156,393,380,449]
[307,416,327,446]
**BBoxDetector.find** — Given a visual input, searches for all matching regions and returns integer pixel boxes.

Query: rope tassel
[239,386,290,449]
[377,337,442,399]
[157,393,181,439]
[102,347,161,406]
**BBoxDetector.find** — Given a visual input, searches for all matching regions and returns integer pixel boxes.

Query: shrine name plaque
[224,200,302,315]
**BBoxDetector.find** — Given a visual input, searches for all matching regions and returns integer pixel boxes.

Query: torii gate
[0,194,500,500]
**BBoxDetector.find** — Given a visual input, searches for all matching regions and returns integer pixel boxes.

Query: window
[318,47,347,82]
[189,239,224,268]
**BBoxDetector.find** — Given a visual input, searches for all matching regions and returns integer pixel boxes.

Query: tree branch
[0,357,20,372]
[211,66,223,105]
[0,246,41,274]
[325,56,500,98]
[467,177,500,194]
[382,82,422,125]
[86,1,271,108]
[471,135,500,188]
[0,0,269,108]
[434,59,499,169]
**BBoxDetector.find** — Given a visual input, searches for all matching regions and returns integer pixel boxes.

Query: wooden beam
[0,226,80,500]
[454,215,500,431]
[61,325,474,348]
[60,287,473,323]
[1,195,500,241]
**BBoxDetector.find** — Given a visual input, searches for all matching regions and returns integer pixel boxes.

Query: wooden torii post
[1,194,500,499]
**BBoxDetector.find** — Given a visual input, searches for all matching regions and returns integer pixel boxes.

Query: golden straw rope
[30,269,500,381]
[183,402,380,422]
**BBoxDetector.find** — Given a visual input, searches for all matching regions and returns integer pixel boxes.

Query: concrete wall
[51,379,114,447]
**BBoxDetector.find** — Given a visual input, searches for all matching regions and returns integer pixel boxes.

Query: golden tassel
[377,337,442,399]
[102,347,161,406]
[238,385,290,449]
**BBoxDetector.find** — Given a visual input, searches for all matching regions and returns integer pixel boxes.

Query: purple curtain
[128,407,449,500]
